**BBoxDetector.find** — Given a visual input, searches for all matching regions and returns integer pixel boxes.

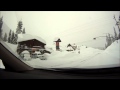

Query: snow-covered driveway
[24,47,103,68]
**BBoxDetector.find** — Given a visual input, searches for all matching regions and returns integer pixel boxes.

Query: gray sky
[1,11,120,48]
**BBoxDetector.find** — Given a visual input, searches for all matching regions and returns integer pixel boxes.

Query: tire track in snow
[50,53,101,68]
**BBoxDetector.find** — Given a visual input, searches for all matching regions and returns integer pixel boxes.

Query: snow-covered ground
[23,40,120,68]
[1,40,120,69]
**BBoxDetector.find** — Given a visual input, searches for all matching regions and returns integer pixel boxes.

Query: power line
[45,15,112,39]
[49,21,113,42]
[46,22,113,45]
[60,21,113,38]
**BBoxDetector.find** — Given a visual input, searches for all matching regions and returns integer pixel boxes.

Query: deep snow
[23,40,120,68]
[1,40,120,69]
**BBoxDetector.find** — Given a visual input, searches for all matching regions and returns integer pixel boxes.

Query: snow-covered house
[66,43,77,51]
[17,34,46,54]
[66,44,73,51]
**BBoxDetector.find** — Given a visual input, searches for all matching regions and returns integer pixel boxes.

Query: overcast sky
[1,11,120,48]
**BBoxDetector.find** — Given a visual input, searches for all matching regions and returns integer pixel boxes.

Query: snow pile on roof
[21,50,30,54]
[18,34,46,44]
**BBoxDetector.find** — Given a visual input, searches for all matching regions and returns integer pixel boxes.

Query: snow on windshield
[0,11,120,69]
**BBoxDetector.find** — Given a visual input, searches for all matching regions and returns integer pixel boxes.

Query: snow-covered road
[24,40,120,68]
[24,47,103,68]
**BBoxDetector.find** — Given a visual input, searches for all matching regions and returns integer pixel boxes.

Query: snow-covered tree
[12,34,18,44]
[106,34,112,48]
[22,28,25,34]
[113,27,118,40]
[118,32,120,39]
[0,16,3,39]
[11,31,15,44]
[113,14,120,39]
[106,35,109,47]
[3,33,7,42]
[111,36,115,42]
[108,34,112,45]
[8,30,12,43]
[16,21,23,34]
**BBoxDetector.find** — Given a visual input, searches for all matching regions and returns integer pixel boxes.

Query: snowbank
[4,42,18,53]
[25,40,119,69]
[25,48,103,68]
[74,40,120,68]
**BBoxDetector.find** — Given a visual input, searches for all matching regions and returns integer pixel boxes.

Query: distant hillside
[76,38,106,50]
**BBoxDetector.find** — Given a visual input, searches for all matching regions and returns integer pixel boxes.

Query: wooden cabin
[17,34,46,55]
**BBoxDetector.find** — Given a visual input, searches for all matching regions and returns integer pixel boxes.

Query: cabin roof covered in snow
[17,34,46,44]
[67,44,72,47]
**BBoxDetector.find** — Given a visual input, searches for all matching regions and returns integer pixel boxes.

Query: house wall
[18,39,45,48]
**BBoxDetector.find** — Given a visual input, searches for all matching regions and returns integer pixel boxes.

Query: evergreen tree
[106,35,109,48]
[118,32,120,39]
[12,34,18,44]
[22,28,25,34]
[11,31,15,44]
[111,36,115,42]
[113,14,120,39]
[106,34,112,48]
[0,16,3,39]
[3,33,7,42]
[117,15,120,39]
[8,30,12,43]
[108,34,112,46]
[16,21,23,34]
[113,27,118,40]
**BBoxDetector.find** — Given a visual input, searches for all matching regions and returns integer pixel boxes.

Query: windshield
[0,11,120,69]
